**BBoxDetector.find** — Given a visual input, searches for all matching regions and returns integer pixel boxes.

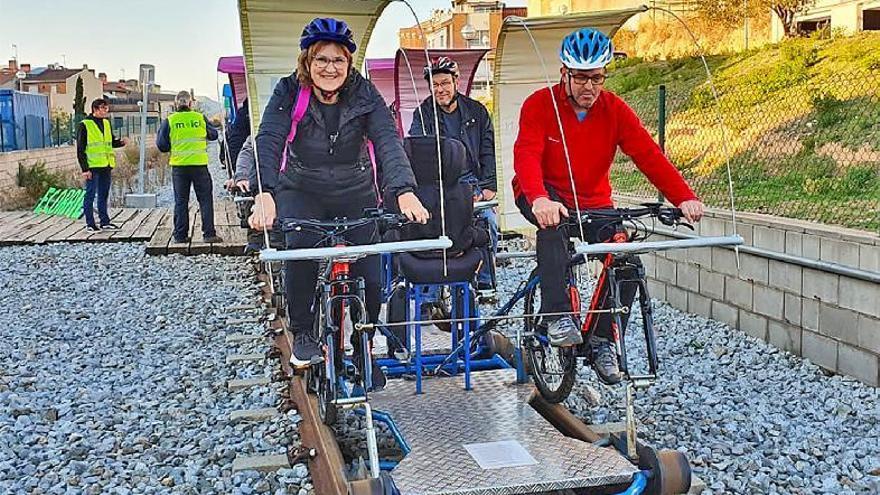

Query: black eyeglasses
[567,71,606,86]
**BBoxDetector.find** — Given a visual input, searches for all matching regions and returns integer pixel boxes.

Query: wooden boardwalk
[0,200,248,256]
[145,200,248,256]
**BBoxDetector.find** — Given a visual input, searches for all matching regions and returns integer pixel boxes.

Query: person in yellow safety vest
[77,98,129,232]
[157,91,223,244]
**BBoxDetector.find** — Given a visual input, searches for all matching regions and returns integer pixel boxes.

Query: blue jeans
[83,167,112,227]
[172,166,216,240]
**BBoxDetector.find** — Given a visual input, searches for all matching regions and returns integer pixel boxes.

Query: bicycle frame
[581,236,659,381]
[312,234,377,394]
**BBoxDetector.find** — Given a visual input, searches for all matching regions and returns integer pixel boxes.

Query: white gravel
[0,243,310,495]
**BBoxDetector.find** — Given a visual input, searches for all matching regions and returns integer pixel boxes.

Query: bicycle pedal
[393,350,410,362]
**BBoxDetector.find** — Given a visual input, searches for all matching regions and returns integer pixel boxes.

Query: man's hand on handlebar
[532,197,569,228]
[678,199,704,223]
[248,192,276,230]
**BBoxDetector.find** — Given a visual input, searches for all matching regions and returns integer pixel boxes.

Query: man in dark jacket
[410,57,498,293]
[77,98,128,232]
[222,98,251,189]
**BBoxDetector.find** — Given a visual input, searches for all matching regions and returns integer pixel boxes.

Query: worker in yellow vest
[77,98,128,232]
[157,91,222,243]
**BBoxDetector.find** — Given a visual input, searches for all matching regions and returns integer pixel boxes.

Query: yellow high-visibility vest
[82,119,115,168]
[169,111,209,166]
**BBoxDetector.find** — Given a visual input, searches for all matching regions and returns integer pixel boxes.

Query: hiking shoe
[590,336,623,385]
[204,235,224,243]
[546,316,583,347]
[85,225,100,233]
[290,332,323,367]
[100,223,120,230]
[173,237,190,244]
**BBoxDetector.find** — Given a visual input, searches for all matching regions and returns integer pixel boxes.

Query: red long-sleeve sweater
[512,84,698,209]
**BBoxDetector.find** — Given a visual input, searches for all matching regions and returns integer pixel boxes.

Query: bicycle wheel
[523,268,577,404]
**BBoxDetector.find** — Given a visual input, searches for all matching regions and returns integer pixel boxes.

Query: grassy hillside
[605,32,880,231]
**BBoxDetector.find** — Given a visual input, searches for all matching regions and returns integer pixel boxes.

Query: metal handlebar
[569,204,686,228]
[259,237,453,262]
[279,211,409,234]
[575,235,743,255]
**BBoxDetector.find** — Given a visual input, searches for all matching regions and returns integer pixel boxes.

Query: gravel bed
[493,256,880,495]
[0,243,311,494]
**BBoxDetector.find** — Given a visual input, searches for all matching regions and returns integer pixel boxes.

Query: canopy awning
[365,57,396,107]
[217,55,248,111]
[493,6,649,231]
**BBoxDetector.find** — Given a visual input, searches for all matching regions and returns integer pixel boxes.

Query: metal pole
[657,84,667,203]
[136,65,154,195]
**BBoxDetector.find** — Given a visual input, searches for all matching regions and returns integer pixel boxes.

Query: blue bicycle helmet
[300,18,357,53]
[559,28,613,70]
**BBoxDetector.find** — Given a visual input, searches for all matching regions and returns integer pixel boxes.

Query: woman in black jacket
[249,18,428,387]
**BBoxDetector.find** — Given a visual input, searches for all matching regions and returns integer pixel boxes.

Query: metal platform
[373,324,452,356]
[370,369,638,495]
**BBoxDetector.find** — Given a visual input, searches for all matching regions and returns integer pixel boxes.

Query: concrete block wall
[0,136,157,191]
[0,146,80,189]
[619,197,880,386]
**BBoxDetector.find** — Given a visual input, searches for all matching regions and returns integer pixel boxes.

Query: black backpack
[394,136,487,257]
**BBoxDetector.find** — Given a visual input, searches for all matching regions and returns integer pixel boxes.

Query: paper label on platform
[463,440,538,469]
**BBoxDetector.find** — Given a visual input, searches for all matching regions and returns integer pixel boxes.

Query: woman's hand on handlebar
[397,192,430,224]
[532,196,569,228]
[678,199,704,223]
[248,192,277,230]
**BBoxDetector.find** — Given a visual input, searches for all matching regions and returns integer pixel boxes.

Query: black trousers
[280,188,381,336]
[515,194,640,339]
[171,166,216,239]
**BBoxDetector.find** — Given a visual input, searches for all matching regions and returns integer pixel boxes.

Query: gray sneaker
[590,336,622,384]
[546,316,583,347]
[291,332,323,367]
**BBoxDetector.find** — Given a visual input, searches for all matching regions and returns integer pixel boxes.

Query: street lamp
[460,23,477,45]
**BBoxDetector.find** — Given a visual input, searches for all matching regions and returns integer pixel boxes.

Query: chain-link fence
[611,69,880,232]
[0,114,160,151]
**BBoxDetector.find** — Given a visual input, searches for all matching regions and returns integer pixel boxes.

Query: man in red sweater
[512,27,704,384]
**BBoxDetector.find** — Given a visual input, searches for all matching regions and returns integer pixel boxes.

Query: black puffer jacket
[255,70,416,201]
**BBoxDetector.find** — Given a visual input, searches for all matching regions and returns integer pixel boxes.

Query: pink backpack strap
[280,85,311,173]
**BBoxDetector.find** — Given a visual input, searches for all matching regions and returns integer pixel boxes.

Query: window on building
[797,17,830,34]
[864,9,880,30]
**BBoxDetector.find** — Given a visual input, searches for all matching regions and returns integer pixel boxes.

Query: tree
[50,108,73,145]
[73,76,86,119]
[770,0,815,36]
[695,0,814,36]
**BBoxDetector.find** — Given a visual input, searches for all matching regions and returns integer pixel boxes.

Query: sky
[0,0,525,99]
